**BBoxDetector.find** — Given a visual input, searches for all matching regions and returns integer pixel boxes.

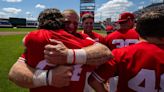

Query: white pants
[109,76,118,92]
[83,72,94,92]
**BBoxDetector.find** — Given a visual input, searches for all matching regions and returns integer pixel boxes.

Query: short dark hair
[82,13,94,22]
[136,10,164,38]
[38,8,64,30]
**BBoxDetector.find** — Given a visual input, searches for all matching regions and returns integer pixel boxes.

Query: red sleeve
[92,48,127,82]
[23,31,49,67]
[105,35,114,50]
[93,49,121,82]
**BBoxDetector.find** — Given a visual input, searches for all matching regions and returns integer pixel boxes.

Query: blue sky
[0,0,163,21]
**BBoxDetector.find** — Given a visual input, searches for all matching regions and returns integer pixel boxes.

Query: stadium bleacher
[0,18,38,28]
[134,2,164,19]
[0,20,12,27]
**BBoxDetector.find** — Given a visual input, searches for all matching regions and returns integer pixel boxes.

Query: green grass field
[0,34,28,92]
[0,28,106,35]
[0,28,106,92]
[0,28,37,32]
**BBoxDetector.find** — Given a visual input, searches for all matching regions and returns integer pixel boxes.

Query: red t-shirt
[79,31,105,72]
[23,29,95,92]
[105,28,139,50]
[105,25,113,32]
[80,31,105,44]
[92,42,164,92]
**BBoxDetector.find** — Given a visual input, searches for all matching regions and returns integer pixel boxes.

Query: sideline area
[0,31,28,36]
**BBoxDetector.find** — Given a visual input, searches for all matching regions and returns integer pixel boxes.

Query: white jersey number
[128,69,164,92]
[112,39,138,48]
[71,65,83,81]
[36,60,83,81]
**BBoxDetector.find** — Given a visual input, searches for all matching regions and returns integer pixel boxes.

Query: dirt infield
[0,32,28,36]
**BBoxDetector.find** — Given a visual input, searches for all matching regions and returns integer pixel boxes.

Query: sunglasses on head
[119,20,128,24]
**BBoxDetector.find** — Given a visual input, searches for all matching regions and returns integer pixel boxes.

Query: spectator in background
[104,12,139,92]
[80,13,105,44]
[88,8,164,92]
[105,25,114,34]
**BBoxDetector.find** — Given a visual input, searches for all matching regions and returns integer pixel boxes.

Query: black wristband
[46,70,50,86]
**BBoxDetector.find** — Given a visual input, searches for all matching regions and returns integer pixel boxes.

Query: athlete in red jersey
[79,13,105,92]
[9,9,112,92]
[80,13,105,44]
[105,12,139,50]
[105,25,114,34]
[23,29,94,92]
[88,8,164,92]
[104,12,139,92]
[22,9,96,92]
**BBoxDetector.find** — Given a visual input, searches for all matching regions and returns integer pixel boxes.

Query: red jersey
[23,29,95,92]
[80,31,105,44]
[105,28,139,50]
[79,31,104,72]
[92,42,164,92]
[105,25,113,32]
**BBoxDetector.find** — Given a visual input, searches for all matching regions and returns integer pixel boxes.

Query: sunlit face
[82,18,94,33]
[63,13,79,34]
[127,19,135,28]
[119,19,135,29]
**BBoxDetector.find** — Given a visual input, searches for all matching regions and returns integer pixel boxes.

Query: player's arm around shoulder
[8,57,73,88]
[84,43,113,65]
[8,31,41,88]
[8,57,36,88]
[44,40,113,65]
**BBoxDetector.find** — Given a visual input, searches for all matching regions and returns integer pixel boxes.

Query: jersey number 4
[128,69,164,92]
[71,65,82,81]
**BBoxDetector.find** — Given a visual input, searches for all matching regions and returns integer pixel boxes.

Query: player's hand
[44,39,68,64]
[51,65,73,87]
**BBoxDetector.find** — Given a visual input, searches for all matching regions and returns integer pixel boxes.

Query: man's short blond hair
[62,9,79,21]
[82,13,94,22]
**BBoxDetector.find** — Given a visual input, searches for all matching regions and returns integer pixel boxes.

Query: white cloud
[138,6,144,10]
[152,0,163,3]
[35,4,46,9]
[2,0,22,3]
[139,1,145,5]
[95,0,134,22]
[26,17,37,20]
[0,11,8,18]
[2,7,22,14]
[25,11,31,15]
[0,12,7,16]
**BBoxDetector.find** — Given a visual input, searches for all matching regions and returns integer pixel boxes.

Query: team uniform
[92,42,164,92]
[105,28,139,50]
[104,28,139,92]
[22,29,95,92]
[105,25,114,34]
[80,31,105,44]
[79,30,105,92]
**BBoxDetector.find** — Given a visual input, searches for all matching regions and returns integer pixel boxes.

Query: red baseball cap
[117,12,135,23]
